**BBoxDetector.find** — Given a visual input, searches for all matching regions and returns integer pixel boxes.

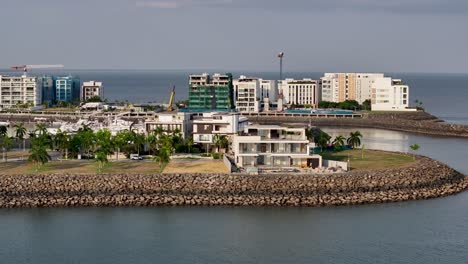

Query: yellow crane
[167,86,175,112]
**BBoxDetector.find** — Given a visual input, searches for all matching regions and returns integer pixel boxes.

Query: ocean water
[1,128,468,264]
[1,69,466,124]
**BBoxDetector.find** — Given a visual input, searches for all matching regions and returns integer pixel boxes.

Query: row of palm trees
[1,123,193,171]
[313,130,363,152]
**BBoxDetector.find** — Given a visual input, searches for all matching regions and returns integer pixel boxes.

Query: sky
[1,0,467,73]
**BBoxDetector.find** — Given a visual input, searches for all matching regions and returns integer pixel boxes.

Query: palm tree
[54,130,70,160]
[185,136,194,153]
[219,135,230,152]
[347,131,363,149]
[315,132,331,152]
[132,132,146,156]
[28,137,51,171]
[153,145,171,172]
[76,124,95,159]
[409,144,420,160]
[35,123,48,136]
[213,134,223,153]
[1,135,13,162]
[332,135,346,151]
[113,131,126,160]
[0,126,7,137]
[14,123,27,151]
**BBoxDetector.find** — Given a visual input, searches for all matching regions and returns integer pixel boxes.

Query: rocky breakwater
[1,157,467,208]
[255,111,468,138]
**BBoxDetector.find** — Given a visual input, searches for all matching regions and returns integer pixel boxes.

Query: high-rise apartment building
[40,75,54,105]
[279,78,319,107]
[371,78,410,111]
[0,75,42,109]
[320,73,384,103]
[188,73,233,111]
[233,76,261,113]
[54,75,80,103]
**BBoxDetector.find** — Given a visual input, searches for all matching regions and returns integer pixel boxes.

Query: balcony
[239,143,307,155]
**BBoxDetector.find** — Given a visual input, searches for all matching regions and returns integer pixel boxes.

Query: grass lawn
[2,150,29,160]
[321,149,415,171]
[163,159,229,174]
[0,160,165,175]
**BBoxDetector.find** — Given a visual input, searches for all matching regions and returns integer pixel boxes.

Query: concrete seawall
[1,156,467,208]
[250,112,468,138]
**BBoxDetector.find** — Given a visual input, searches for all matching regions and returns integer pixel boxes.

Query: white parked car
[130,154,143,160]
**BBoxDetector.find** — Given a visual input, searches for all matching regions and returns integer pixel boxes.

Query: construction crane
[167,86,176,112]
[11,64,64,76]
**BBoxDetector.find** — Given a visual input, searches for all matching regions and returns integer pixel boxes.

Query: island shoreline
[1,154,467,208]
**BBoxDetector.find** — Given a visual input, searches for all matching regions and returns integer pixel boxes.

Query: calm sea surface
[0,70,467,263]
[1,129,468,264]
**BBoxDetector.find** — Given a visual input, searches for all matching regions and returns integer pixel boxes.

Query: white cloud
[136,1,182,8]
[135,0,233,9]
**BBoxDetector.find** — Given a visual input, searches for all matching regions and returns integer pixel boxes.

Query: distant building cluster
[320,73,409,111]
[0,74,104,110]
[187,72,412,112]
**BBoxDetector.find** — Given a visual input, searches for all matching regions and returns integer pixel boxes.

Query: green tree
[153,149,170,172]
[85,96,103,103]
[1,135,13,162]
[347,131,363,148]
[315,131,331,152]
[94,129,114,171]
[75,124,95,159]
[332,135,346,151]
[35,123,48,136]
[132,131,146,155]
[185,136,194,153]
[113,131,126,160]
[28,136,51,171]
[54,130,70,160]
[409,144,420,160]
[14,123,27,151]
[213,134,223,153]
[414,99,424,110]
[0,126,7,137]
[362,99,371,111]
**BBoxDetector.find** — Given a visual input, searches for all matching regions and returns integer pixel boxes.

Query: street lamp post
[277,52,284,81]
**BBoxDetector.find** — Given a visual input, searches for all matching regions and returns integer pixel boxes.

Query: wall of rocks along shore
[1,156,467,208]
[253,112,468,138]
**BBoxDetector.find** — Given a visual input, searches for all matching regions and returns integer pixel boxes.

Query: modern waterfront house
[232,124,321,169]
[192,112,248,145]
[278,78,319,108]
[54,75,80,103]
[81,81,104,102]
[188,73,234,111]
[0,75,42,109]
[145,112,193,139]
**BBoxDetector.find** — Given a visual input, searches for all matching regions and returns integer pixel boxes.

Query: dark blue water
[1,128,468,264]
[1,69,466,124]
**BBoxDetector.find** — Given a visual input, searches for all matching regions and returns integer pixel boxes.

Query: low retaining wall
[1,156,467,208]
